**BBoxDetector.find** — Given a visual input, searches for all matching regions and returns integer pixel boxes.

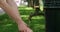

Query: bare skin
[0,0,32,32]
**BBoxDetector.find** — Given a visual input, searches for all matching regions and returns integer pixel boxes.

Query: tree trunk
[26,0,33,7]
[28,0,44,21]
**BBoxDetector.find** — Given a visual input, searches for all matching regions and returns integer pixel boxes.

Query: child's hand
[18,22,33,32]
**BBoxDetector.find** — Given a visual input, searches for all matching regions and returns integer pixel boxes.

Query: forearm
[0,1,23,24]
[6,0,17,8]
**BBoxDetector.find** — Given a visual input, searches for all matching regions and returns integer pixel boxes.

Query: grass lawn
[0,6,45,32]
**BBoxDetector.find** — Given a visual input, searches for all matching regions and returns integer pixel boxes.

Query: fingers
[19,28,32,32]
[27,27,33,32]
[19,30,24,32]
[24,30,27,32]
[19,30,26,32]
[19,30,32,32]
[19,30,33,32]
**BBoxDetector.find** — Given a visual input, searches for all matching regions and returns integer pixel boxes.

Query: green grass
[0,6,45,32]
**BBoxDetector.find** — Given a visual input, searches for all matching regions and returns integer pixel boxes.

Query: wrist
[16,19,24,24]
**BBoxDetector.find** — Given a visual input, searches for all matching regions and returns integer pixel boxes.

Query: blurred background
[0,0,45,32]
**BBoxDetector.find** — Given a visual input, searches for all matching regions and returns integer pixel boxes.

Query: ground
[0,6,45,32]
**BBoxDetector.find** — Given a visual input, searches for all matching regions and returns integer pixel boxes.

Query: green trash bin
[44,0,60,32]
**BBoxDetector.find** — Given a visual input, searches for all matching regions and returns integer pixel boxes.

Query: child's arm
[0,0,32,32]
